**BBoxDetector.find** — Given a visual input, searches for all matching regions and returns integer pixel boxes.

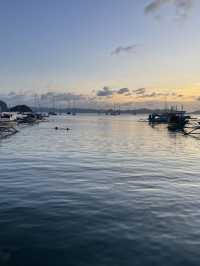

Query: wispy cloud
[145,0,168,14]
[136,91,183,98]
[117,88,130,94]
[111,44,138,56]
[145,0,194,18]
[132,88,146,95]
[137,92,158,98]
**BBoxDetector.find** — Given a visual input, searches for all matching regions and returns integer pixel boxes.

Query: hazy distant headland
[30,107,200,115]
[1,99,199,115]
[31,107,154,114]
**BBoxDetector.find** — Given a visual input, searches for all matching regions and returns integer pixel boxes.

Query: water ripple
[0,115,200,266]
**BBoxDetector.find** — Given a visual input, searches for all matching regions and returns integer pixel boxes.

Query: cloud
[0,91,90,109]
[144,0,194,18]
[117,88,130,94]
[136,91,183,98]
[137,92,158,98]
[96,87,114,97]
[145,0,168,14]
[133,88,146,95]
[96,87,132,97]
[111,44,138,55]
[0,92,31,106]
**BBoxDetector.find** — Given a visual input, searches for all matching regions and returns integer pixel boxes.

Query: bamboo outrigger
[184,121,200,135]
[0,126,18,138]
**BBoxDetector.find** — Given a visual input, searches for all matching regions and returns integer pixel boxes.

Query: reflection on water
[0,115,200,266]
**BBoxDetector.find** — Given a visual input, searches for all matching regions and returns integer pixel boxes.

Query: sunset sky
[0,0,200,110]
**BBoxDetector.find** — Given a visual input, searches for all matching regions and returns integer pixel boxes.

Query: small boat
[0,113,17,128]
[105,109,120,116]
[110,110,120,116]
[48,111,57,116]
[17,113,38,124]
[148,112,169,123]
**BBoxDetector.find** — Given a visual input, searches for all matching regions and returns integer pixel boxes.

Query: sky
[0,0,200,110]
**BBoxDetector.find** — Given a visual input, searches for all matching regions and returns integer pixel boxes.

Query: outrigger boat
[148,108,190,130]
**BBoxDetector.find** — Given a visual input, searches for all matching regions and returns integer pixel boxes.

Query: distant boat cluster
[0,100,80,139]
[0,104,49,139]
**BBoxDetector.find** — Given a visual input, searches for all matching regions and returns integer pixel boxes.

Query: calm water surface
[1,115,200,266]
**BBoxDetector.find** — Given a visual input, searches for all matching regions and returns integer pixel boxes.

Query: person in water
[54,127,70,131]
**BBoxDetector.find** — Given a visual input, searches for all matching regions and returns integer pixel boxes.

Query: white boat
[0,113,17,128]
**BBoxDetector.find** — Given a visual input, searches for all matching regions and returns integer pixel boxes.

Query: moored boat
[148,112,169,123]
[148,107,190,130]
[0,113,17,128]
[17,113,38,124]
